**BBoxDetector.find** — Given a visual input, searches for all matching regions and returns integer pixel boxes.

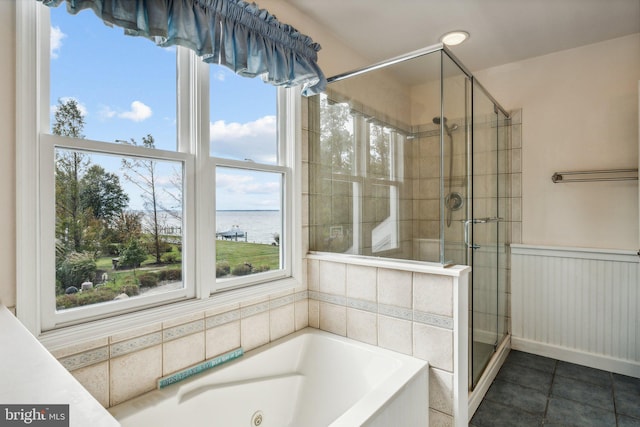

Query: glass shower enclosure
[308,45,510,389]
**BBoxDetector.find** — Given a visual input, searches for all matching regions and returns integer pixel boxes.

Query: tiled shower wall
[307,257,463,427]
[50,289,309,408]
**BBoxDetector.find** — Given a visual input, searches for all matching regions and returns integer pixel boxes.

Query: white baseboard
[512,337,640,378]
[468,336,511,421]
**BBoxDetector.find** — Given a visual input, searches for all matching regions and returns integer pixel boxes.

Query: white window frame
[16,2,302,340]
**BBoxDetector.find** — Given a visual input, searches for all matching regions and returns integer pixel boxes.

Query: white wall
[475,34,640,250]
[0,1,16,309]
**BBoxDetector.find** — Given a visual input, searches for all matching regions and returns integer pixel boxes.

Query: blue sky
[50,7,280,212]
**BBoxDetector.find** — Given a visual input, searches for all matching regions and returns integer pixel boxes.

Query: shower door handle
[463,217,503,250]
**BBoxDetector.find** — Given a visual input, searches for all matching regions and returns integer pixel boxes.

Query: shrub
[161,252,179,264]
[138,273,159,288]
[56,252,97,290]
[216,261,230,277]
[253,265,271,273]
[120,239,147,268]
[121,284,140,296]
[158,268,182,281]
[231,263,252,276]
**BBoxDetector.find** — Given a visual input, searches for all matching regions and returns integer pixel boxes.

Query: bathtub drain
[251,410,264,426]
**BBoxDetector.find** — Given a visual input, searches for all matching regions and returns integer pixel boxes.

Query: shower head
[433,116,457,136]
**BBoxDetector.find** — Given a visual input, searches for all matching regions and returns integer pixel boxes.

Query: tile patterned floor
[470,350,640,427]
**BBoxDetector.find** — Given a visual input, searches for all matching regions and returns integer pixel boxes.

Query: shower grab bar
[463,217,503,250]
[551,169,638,183]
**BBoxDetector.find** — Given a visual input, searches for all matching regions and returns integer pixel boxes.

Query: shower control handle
[463,217,503,249]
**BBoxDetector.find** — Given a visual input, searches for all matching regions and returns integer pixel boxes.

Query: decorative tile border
[379,303,413,321]
[240,301,270,318]
[158,348,244,389]
[294,290,308,301]
[310,291,453,330]
[413,311,453,330]
[110,331,163,358]
[163,319,205,342]
[59,346,109,371]
[206,309,241,329]
[270,294,295,310]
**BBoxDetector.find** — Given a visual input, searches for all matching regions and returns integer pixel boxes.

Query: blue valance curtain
[38,0,326,95]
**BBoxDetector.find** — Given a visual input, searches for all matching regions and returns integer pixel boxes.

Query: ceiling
[282,0,640,75]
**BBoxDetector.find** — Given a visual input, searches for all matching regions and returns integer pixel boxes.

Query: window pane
[54,148,184,310]
[209,67,277,164]
[50,8,177,150]
[368,123,391,178]
[215,167,282,279]
[319,93,354,175]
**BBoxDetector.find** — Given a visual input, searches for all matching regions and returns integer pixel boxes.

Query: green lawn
[215,240,280,270]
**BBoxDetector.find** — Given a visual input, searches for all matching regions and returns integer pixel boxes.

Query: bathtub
[109,328,429,427]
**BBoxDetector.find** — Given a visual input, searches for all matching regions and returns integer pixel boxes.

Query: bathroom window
[16,3,299,333]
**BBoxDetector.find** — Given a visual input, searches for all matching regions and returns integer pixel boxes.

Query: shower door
[469,84,509,389]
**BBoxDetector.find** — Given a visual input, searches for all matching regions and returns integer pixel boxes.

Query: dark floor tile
[618,414,640,427]
[495,360,553,393]
[484,379,548,414]
[555,361,612,387]
[551,375,614,411]
[470,399,542,427]
[506,350,557,374]
[613,373,640,395]
[616,389,640,419]
[546,396,616,427]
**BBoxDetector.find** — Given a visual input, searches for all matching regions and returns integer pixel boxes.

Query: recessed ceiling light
[440,31,470,46]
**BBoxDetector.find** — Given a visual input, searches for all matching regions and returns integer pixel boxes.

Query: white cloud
[212,71,226,81]
[50,26,66,59]
[119,101,153,122]
[216,173,280,195]
[210,115,277,163]
[100,101,153,122]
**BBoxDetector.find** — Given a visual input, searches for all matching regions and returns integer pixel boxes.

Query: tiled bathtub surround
[308,255,469,427]
[50,289,309,408]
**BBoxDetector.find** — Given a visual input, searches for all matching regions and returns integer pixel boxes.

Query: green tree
[119,239,148,274]
[320,94,353,174]
[120,135,173,264]
[54,98,88,253]
[80,165,129,224]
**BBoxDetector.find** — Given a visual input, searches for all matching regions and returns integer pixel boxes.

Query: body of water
[216,210,281,245]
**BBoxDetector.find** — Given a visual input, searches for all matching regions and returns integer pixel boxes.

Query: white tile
[307,259,319,291]
[319,261,346,296]
[346,264,377,302]
[163,332,205,375]
[110,345,162,406]
[429,367,453,415]
[295,300,309,331]
[270,304,295,341]
[319,302,346,336]
[346,308,377,345]
[413,323,453,371]
[205,320,241,359]
[308,299,319,328]
[241,312,270,351]
[413,273,453,317]
[71,361,109,408]
[378,315,412,355]
[378,268,412,308]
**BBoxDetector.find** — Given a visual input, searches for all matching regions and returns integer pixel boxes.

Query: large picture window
[17,3,299,333]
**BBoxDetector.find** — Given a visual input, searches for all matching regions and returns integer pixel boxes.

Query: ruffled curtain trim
[39,0,326,95]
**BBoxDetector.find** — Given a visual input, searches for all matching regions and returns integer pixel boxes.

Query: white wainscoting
[511,244,640,377]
